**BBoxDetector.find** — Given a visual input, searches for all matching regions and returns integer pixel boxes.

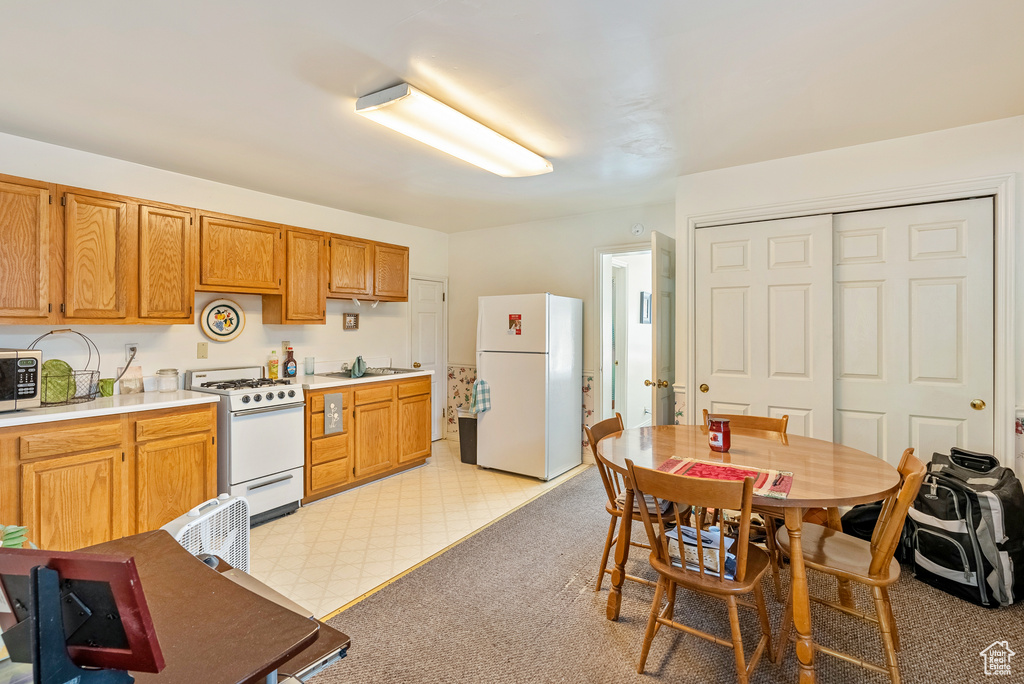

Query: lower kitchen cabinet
[135,432,215,533]
[0,403,217,552]
[21,447,128,551]
[303,376,431,503]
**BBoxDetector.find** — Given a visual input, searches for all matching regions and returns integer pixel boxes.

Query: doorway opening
[599,249,652,429]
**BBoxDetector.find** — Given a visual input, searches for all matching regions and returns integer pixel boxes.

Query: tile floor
[249,439,588,618]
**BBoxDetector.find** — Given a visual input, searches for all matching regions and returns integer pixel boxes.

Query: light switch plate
[197,342,209,359]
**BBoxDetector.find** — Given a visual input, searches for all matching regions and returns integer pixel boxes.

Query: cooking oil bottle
[268,350,279,379]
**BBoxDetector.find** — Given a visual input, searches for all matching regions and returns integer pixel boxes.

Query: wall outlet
[197,342,209,359]
[125,343,139,363]
[282,340,291,356]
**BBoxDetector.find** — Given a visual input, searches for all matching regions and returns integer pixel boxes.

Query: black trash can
[458,410,478,465]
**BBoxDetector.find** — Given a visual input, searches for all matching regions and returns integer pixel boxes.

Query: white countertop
[299,370,433,390]
[0,390,220,429]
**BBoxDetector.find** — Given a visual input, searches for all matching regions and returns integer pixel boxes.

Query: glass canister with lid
[156,368,179,392]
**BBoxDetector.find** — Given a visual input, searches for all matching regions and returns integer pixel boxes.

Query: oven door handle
[232,404,303,417]
[247,474,294,492]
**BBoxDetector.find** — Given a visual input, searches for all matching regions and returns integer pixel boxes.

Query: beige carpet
[317,467,1024,683]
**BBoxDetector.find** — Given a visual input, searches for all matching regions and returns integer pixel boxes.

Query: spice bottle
[283,346,297,378]
[708,417,731,452]
[268,351,279,379]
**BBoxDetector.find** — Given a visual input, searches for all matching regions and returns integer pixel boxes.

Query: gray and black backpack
[908,448,1024,607]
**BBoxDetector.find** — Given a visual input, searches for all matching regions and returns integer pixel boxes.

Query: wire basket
[30,330,102,405]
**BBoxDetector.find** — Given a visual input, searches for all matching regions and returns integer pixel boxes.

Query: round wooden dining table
[597,424,901,684]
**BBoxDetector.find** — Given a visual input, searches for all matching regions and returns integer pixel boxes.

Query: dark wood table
[597,424,900,684]
[82,530,344,683]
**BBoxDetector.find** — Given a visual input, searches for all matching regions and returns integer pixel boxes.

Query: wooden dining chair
[774,448,925,683]
[626,459,774,683]
[587,413,673,592]
[702,408,789,435]
[702,408,790,602]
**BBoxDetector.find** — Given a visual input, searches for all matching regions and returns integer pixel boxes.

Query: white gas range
[185,366,305,526]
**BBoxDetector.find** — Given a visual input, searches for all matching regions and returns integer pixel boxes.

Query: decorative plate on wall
[200,299,245,341]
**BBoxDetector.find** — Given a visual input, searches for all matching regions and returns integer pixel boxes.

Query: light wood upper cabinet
[198,213,282,293]
[63,191,129,319]
[21,448,127,551]
[138,204,195,320]
[328,237,373,297]
[263,229,326,324]
[0,177,53,320]
[373,243,409,300]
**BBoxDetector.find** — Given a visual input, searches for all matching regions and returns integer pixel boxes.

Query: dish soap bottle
[283,346,297,378]
[268,350,279,379]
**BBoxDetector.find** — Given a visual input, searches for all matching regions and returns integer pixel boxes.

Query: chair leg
[871,585,901,684]
[753,582,775,664]
[665,579,678,618]
[763,516,784,603]
[637,576,666,674]
[775,584,793,665]
[595,514,618,592]
[726,596,749,684]
[880,586,900,652]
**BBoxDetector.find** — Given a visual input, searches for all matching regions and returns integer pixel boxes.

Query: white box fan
[162,494,251,573]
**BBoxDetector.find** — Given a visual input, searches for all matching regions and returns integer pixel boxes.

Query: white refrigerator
[476,293,583,480]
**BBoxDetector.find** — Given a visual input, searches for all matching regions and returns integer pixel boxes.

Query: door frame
[594,242,650,424]
[683,174,1016,463]
[409,273,448,439]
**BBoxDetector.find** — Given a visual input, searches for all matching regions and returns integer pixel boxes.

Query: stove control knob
[253,394,262,402]
[277,391,286,399]
[266,392,274,401]
[241,395,251,404]
[288,390,296,398]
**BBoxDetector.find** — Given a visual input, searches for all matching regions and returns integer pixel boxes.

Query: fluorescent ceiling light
[355,83,552,177]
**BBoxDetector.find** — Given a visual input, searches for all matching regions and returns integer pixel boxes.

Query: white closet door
[833,198,994,463]
[695,215,833,438]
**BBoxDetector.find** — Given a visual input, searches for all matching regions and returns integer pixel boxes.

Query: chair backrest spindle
[868,448,925,577]
[585,413,625,512]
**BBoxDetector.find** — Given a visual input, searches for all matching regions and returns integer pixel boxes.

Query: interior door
[651,231,675,425]
[833,198,994,462]
[694,215,833,437]
[410,276,446,440]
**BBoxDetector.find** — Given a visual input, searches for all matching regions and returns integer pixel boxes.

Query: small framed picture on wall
[344,313,360,330]
[640,292,652,324]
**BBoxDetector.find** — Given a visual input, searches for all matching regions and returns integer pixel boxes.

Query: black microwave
[0,349,41,412]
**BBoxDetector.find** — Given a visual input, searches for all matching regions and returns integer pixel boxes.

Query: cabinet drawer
[398,377,430,398]
[135,409,212,441]
[310,393,325,413]
[311,433,349,465]
[19,421,121,460]
[311,459,350,491]
[354,384,394,405]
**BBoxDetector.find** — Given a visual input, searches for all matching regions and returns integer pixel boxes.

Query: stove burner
[200,378,292,391]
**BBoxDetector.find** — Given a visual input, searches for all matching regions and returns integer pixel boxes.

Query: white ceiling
[1,1,1023,232]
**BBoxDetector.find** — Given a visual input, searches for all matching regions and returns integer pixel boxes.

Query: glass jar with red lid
[708,416,731,452]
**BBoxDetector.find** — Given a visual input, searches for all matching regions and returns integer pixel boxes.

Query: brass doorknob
[970,399,986,410]
[657,380,669,388]
[413,362,422,368]
[644,379,653,387]
[699,384,709,393]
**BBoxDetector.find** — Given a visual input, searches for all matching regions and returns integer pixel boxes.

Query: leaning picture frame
[640,292,652,324]
[344,313,360,330]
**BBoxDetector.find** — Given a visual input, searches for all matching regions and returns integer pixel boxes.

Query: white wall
[674,116,1024,460]
[447,203,675,369]
[619,253,652,428]
[0,133,449,385]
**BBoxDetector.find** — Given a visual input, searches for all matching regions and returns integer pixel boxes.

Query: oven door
[226,403,305,485]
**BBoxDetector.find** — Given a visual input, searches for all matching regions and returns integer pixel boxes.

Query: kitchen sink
[323,367,417,378]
